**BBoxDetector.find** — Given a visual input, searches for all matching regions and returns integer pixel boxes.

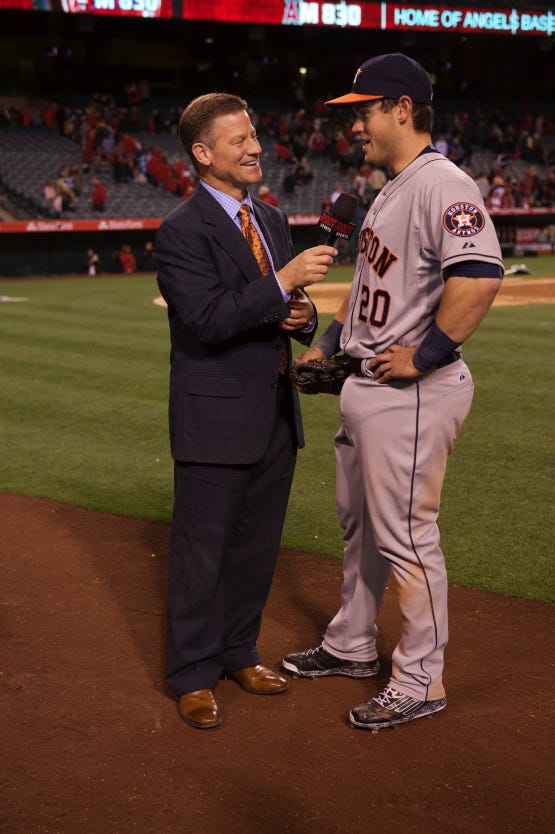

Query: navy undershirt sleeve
[444,261,503,279]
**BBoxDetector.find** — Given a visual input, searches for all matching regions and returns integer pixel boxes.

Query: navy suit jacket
[155,184,316,465]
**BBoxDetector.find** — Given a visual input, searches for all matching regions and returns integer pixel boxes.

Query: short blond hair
[178,93,248,171]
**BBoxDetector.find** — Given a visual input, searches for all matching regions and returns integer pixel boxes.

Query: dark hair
[178,93,248,171]
[379,98,434,134]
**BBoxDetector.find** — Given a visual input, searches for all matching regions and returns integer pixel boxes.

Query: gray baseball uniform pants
[322,361,474,701]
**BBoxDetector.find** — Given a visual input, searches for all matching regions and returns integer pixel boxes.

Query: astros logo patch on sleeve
[443,203,486,237]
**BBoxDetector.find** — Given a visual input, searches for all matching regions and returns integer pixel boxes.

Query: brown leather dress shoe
[178,689,222,729]
[226,665,288,694]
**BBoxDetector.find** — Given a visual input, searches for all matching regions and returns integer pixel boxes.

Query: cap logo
[443,202,485,237]
[353,67,363,84]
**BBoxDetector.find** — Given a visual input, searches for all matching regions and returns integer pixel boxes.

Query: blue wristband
[313,318,343,358]
[413,322,460,373]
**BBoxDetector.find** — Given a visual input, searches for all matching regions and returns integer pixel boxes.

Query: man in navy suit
[155,93,337,729]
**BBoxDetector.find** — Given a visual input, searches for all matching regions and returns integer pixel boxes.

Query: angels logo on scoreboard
[282,0,362,27]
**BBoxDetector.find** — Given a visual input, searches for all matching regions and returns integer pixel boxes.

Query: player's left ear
[396,96,412,125]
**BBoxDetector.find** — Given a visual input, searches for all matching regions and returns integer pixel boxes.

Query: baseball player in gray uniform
[282,53,504,730]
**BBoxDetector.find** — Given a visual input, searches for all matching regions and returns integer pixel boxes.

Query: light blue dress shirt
[200,181,290,302]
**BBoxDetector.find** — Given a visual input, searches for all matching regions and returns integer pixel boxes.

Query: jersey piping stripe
[406,380,437,701]
[341,259,365,355]
[443,252,504,267]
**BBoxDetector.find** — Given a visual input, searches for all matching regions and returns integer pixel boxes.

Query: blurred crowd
[3,89,554,218]
[260,100,555,210]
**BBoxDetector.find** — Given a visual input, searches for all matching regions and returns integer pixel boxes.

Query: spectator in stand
[501,181,518,209]
[521,132,545,165]
[535,164,555,207]
[282,165,297,194]
[182,182,196,201]
[18,104,33,127]
[100,129,115,163]
[86,249,100,276]
[121,132,141,157]
[292,130,309,162]
[294,155,313,184]
[166,171,179,195]
[275,141,293,164]
[146,146,165,186]
[95,119,111,155]
[518,165,538,207]
[147,108,162,133]
[448,135,465,166]
[165,107,180,134]
[55,166,76,211]
[43,180,56,203]
[136,146,151,177]
[330,182,344,205]
[486,175,507,211]
[43,180,62,217]
[474,171,491,201]
[353,165,371,206]
[42,102,58,129]
[434,134,449,156]
[154,154,171,189]
[307,126,326,157]
[113,149,135,184]
[91,176,106,212]
[139,241,157,271]
[334,129,352,171]
[113,244,137,274]
[67,164,83,197]
[173,155,196,196]
[133,166,148,185]
[82,144,95,174]
[258,184,279,207]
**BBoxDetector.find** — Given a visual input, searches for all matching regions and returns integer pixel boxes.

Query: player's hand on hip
[367,344,422,383]
[277,245,337,293]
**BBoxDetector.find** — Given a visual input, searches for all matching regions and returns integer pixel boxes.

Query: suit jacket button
[271,379,279,389]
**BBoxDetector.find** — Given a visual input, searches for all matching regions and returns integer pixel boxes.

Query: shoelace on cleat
[374,686,421,713]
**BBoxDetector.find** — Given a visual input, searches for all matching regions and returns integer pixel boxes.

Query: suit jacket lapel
[193,186,267,284]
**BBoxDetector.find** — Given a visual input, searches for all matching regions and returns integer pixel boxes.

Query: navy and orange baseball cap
[326,53,433,106]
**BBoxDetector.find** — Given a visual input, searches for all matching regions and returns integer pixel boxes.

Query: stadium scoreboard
[0,1,553,36]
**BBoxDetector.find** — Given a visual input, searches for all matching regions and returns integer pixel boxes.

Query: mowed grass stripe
[1,277,554,602]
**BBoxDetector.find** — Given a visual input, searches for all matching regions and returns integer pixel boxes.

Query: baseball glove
[290,353,352,395]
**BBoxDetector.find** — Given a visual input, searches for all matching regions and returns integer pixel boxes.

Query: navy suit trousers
[166,379,297,696]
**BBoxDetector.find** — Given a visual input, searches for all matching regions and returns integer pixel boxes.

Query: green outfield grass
[1,273,553,602]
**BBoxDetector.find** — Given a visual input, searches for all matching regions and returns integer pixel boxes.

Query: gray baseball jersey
[341,151,503,359]
[322,150,503,702]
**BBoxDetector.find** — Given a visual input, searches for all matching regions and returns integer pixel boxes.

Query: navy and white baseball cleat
[349,685,446,730]
[282,645,380,678]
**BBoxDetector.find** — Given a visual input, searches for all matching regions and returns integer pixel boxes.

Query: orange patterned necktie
[238,204,288,374]
[238,204,272,275]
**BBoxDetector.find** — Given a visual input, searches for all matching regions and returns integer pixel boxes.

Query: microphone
[317,192,359,246]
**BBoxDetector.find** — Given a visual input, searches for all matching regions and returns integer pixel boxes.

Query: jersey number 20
[358,286,391,328]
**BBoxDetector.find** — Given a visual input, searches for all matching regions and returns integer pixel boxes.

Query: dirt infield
[2,493,553,834]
